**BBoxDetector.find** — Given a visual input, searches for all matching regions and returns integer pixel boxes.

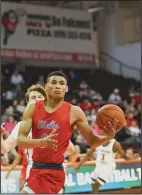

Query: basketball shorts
[91,163,116,185]
[24,167,65,194]
[20,166,27,181]
[58,160,67,194]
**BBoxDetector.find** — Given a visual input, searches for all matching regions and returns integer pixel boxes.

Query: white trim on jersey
[1,122,21,154]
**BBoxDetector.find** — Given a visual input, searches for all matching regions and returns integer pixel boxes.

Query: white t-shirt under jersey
[8,121,33,167]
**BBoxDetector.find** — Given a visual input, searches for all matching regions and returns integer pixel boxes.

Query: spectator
[15,85,25,100]
[91,99,101,111]
[78,89,88,99]
[124,120,141,146]
[10,69,24,86]
[2,87,16,100]
[108,88,122,105]
[80,99,91,112]
[4,116,16,135]
[37,75,45,87]
[125,147,134,158]
[127,120,141,137]
[74,134,89,154]
[87,109,96,122]
[79,80,89,89]
[126,98,138,116]
[126,112,135,127]
[68,70,81,88]
[16,100,26,114]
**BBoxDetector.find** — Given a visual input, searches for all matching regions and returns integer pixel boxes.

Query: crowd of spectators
[1,65,141,166]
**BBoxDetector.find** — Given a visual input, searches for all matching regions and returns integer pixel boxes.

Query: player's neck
[46,98,64,109]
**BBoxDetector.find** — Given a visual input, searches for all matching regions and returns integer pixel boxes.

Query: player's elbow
[17,135,26,148]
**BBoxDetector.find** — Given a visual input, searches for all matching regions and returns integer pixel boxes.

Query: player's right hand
[102,118,119,140]
[39,129,58,151]
[5,170,11,179]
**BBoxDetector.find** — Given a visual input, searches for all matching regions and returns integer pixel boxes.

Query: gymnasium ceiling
[2,0,102,10]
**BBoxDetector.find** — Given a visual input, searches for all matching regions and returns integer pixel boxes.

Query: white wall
[114,42,141,69]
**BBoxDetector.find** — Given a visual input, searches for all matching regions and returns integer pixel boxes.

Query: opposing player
[18,71,118,194]
[75,139,139,193]
[1,84,47,154]
[5,147,27,190]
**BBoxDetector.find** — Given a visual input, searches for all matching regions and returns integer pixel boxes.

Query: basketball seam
[99,111,106,128]
[101,111,123,126]
[102,108,125,116]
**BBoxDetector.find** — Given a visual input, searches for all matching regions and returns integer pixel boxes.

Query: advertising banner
[1,2,95,63]
[1,170,21,193]
[64,162,141,193]
[1,162,141,193]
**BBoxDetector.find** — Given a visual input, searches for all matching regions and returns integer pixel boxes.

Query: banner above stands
[1,2,95,63]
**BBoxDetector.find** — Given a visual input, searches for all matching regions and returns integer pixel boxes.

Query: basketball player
[5,147,27,190]
[18,71,118,194]
[1,84,47,155]
[1,84,47,188]
[1,84,75,191]
[75,139,138,193]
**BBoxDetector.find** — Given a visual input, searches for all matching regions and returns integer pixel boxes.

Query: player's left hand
[1,123,5,136]
[74,164,80,172]
[102,118,119,140]
[133,153,141,159]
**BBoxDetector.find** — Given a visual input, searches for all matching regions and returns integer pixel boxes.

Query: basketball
[96,104,126,132]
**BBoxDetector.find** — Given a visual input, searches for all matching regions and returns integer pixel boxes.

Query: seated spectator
[124,120,141,146]
[87,109,96,122]
[10,69,24,86]
[74,134,89,154]
[4,116,16,135]
[15,85,25,100]
[127,120,141,137]
[126,98,138,117]
[2,87,16,100]
[90,99,101,111]
[78,89,88,99]
[36,75,45,87]
[108,88,122,105]
[80,99,91,112]
[87,88,97,99]
[68,70,81,88]
[79,80,89,89]
[125,147,134,158]
[17,100,26,114]
[126,112,135,127]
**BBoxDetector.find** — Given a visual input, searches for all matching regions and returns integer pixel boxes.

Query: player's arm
[17,102,42,148]
[18,102,58,150]
[72,106,116,149]
[66,141,75,154]
[75,148,94,171]
[5,153,22,179]
[1,123,21,154]
[113,141,132,160]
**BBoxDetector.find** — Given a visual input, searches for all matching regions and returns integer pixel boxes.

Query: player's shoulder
[71,105,83,113]
[25,101,36,112]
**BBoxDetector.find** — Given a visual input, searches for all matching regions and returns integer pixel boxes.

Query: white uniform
[6,122,33,181]
[58,152,69,194]
[91,139,116,185]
